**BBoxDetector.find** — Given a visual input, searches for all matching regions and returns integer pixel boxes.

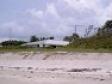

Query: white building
[21,40,69,48]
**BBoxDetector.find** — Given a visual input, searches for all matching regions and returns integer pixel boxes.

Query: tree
[97,20,112,36]
[39,37,46,41]
[30,35,39,42]
[63,36,72,42]
[49,37,54,40]
[1,40,26,47]
[72,33,80,39]
[103,20,112,30]
[63,33,80,42]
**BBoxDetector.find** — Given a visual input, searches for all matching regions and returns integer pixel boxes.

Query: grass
[0,47,112,53]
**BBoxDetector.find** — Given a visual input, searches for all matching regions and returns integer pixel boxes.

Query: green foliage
[30,35,39,42]
[49,36,54,40]
[97,20,112,37]
[1,40,26,47]
[63,33,80,42]
[39,36,55,41]
[68,20,112,49]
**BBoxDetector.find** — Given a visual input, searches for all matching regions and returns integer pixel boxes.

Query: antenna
[84,25,94,37]
[69,24,77,34]
[75,25,77,34]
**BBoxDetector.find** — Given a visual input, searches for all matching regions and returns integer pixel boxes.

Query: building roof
[44,40,69,46]
[22,40,69,46]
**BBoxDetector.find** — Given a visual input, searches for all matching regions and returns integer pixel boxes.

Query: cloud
[46,3,60,18]
[27,9,44,19]
[1,22,25,36]
[0,0,112,41]
[101,3,112,22]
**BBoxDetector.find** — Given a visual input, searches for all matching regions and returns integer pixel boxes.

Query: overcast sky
[0,0,112,41]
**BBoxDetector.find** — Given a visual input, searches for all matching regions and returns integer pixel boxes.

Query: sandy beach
[0,52,112,84]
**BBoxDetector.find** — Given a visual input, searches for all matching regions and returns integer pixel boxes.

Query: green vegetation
[30,35,39,42]
[63,33,80,42]
[0,47,111,53]
[30,35,54,42]
[0,20,112,52]
[1,40,26,48]
[67,20,112,50]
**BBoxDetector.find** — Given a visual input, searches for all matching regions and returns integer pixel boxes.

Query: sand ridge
[0,52,112,84]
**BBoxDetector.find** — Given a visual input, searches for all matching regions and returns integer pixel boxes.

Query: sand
[0,52,112,84]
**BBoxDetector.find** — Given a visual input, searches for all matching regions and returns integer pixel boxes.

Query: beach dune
[0,52,112,84]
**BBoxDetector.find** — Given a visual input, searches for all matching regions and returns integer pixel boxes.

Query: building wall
[22,40,69,48]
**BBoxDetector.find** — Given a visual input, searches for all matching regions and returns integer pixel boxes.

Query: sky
[0,0,112,41]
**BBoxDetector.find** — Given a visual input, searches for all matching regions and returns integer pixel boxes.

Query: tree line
[0,20,112,49]
[1,40,26,48]
[0,36,55,47]
[30,36,54,42]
